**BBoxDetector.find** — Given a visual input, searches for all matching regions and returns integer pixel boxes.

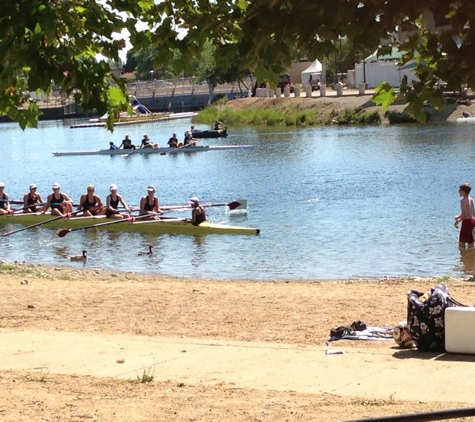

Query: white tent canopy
[301,60,325,85]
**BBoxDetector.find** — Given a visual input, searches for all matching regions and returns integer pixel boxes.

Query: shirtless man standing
[454,183,475,249]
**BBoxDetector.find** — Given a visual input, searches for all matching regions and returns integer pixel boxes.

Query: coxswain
[188,196,206,225]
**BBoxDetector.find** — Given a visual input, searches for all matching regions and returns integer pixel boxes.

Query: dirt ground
[1,262,475,421]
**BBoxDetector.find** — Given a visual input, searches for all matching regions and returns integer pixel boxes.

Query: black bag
[407,284,466,352]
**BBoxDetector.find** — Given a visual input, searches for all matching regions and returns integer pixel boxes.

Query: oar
[55,214,152,237]
[2,211,80,237]
[9,203,46,214]
[116,199,246,212]
[161,200,247,211]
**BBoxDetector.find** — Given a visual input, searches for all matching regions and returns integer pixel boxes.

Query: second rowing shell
[52,145,253,157]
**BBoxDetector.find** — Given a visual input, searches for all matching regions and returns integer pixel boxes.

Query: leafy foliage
[2,1,475,128]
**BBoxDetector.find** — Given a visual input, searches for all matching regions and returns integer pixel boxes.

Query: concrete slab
[1,329,475,403]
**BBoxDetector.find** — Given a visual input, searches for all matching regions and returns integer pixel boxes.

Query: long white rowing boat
[52,145,253,157]
[0,213,260,236]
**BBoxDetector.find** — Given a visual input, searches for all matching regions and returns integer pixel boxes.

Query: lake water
[1,117,474,280]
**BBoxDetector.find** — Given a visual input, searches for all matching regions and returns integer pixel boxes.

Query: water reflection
[457,249,474,276]
[191,236,207,268]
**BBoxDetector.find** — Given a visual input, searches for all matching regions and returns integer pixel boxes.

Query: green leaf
[372,82,396,110]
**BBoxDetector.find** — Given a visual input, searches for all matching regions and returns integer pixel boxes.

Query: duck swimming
[70,250,87,261]
[138,245,153,256]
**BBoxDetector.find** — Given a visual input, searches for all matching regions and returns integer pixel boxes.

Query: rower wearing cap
[183,126,197,146]
[23,183,44,213]
[188,196,206,225]
[140,133,154,149]
[42,183,73,216]
[0,182,11,215]
[106,184,131,219]
[139,185,163,220]
[77,184,106,216]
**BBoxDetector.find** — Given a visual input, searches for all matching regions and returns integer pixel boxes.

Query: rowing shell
[52,145,253,157]
[456,117,475,123]
[0,213,260,236]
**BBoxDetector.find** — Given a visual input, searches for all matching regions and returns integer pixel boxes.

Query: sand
[1,262,475,421]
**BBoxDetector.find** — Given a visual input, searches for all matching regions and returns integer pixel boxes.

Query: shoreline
[225,89,471,123]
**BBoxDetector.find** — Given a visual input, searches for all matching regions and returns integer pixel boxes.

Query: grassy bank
[194,97,382,127]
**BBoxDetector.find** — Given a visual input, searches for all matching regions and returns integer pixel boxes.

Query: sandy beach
[1,262,475,421]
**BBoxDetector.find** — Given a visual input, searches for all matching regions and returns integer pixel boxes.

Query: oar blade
[228,200,247,211]
[56,229,72,238]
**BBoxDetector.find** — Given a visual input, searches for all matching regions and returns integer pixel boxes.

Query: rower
[106,184,131,219]
[77,184,106,216]
[139,185,163,220]
[140,133,154,149]
[183,125,197,146]
[109,141,118,150]
[23,183,44,213]
[0,182,11,215]
[119,135,136,150]
[42,183,73,216]
[167,132,182,148]
[188,196,206,225]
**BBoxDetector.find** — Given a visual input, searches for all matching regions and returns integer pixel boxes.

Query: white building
[354,47,416,89]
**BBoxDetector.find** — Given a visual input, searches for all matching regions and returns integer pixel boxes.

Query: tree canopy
[2,1,475,128]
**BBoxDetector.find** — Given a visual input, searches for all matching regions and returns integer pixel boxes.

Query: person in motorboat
[105,184,131,219]
[42,183,74,216]
[109,141,118,150]
[139,185,163,220]
[77,184,106,217]
[140,133,154,149]
[167,132,182,148]
[213,120,223,130]
[187,196,206,225]
[23,183,44,213]
[462,111,471,118]
[0,182,11,215]
[119,135,136,150]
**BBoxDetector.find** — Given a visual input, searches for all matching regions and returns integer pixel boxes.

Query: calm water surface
[1,117,474,280]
